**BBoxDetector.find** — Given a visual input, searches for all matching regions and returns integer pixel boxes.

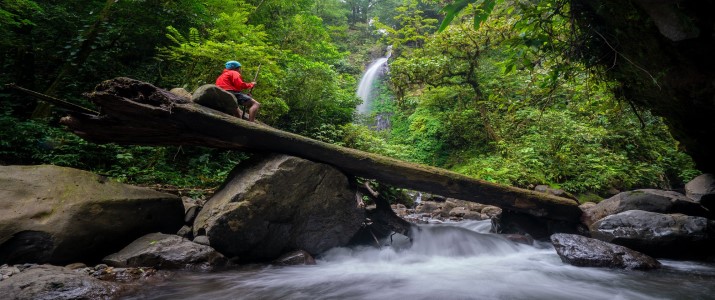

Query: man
[215,60,261,122]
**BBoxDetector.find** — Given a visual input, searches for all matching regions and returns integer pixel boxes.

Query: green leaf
[473,0,497,31]
[438,0,476,32]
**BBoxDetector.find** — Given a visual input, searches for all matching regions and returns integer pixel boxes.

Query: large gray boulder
[581,189,710,226]
[685,174,715,201]
[103,233,225,269]
[0,264,118,300]
[193,154,364,261]
[550,233,661,270]
[191,84,237,116]
[685,174,715,211]
[0,165,184,264]
[590,210,714,258]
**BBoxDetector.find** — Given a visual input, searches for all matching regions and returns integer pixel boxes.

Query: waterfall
[356,49,391,114]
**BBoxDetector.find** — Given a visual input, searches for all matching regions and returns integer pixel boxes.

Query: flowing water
[126,220,715,300]
[356,57,389,115]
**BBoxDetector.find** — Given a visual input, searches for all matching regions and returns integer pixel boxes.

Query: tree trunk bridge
[49,78,581,222]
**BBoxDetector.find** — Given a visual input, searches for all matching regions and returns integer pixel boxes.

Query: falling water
[126,220,715,300]
[356,50,391,115]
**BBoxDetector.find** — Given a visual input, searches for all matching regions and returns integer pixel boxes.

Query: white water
[127,220,715,299]
[356,57,389,114]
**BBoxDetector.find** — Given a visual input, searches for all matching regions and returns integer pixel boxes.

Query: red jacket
[215,69,254,92]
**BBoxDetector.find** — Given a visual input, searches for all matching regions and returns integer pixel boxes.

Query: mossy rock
[0,165,184,264]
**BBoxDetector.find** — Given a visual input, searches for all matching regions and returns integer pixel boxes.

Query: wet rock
[193,154,364,261]
[0,165,184,265]
[192,236,210,246]
[581,189,710,227]
[503,234,534,245]
[176,225,193,239]
[590,210,714,258]
[551,233,661,270]
[481,206,502,219]
[272,250,316,266]
[416,201,438,214]
[103,233,225,269]
[417,200,491,221]
[462,211,483,221]
[93,266,164,284]
[0,264,119,299]
[0,264,21,281]
[184,204,201,225]
[449,207,469,218]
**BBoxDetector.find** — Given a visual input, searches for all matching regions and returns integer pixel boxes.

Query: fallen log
[59,77,582,222]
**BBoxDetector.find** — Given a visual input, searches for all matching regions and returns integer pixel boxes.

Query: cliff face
[572,0,715,173]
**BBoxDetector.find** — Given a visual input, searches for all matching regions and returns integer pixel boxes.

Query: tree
[437,0,715,173]
[372,0,439,56]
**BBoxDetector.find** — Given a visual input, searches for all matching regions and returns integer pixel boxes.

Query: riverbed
[126,220,715,299]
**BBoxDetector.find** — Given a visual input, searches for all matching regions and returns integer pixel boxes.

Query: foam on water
[127,220,715,300]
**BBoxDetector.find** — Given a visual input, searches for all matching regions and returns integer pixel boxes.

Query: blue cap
[225,61,241,69]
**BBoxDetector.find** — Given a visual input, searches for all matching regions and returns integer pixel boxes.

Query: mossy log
[60,77,582,222]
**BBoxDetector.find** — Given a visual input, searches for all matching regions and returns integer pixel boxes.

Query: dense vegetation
[0,0,698,200]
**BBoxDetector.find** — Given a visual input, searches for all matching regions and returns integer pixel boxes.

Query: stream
[126,220,715,299]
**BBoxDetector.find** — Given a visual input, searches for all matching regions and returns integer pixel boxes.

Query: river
[126,220,715,299]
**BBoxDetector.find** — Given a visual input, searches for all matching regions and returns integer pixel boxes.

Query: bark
[59,77,582,223]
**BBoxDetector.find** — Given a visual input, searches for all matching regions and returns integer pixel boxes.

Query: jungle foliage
[342,0,698,198]
[0,0,698,199]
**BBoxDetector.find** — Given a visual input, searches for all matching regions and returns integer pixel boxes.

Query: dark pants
[227,91,253,105]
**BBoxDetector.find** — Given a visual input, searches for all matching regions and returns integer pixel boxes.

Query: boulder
[0,264,118,299]
[416,199,485,219]
[685,174,715,201]
[415,201,441,215]
[0,165,184,265]
[590,210,714,258]
[190,84,238,116]
[578,202,596,211]
[449,207,469,218]
[503,234,534,245]
[481,206,502,219]
[192,154,364,261]
[103,233,225,270]
[685,174,715,211]
[462,211,483,221]
[551,233,661,270]
[581,189,710,227]
[168,87,191,100]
